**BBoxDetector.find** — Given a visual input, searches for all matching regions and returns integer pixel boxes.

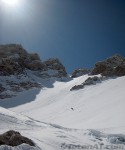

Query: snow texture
[0,75,125,149]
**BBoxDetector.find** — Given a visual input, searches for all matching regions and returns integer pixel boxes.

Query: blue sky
[0,0,125,72]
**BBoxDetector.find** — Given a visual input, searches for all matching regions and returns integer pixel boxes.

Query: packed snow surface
[10,75,125,130]
[0,75,125,149]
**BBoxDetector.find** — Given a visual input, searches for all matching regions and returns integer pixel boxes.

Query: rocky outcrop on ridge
[71,68,91,78]
[0,44,67,99]
[37,58,67,78]
[0,44,67,77]
[70,76,105,91]
[0,44,43,75]
[44,58,67,77]
[0,130,35,146]
[70,54,125,91]
[91,54,125,76]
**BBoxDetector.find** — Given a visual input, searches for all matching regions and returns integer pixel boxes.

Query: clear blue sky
[0,0,125,72]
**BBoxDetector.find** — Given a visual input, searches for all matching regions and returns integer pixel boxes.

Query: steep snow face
[9,75,125,131]
[1,75,125,150]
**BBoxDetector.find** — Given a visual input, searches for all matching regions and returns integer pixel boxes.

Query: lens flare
[2,0,18,6]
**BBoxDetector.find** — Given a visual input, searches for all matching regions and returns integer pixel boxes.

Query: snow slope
[1,75,125,149]
[10,75,125,131]
[1,107,125,150]
[0,107,107,150]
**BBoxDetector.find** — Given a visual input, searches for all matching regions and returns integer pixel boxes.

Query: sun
[2,0,19,6]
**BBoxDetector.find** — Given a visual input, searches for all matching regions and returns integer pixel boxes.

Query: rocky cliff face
[1,44,125,98]
[0,44,43,75]
[71,68,91,78]
[70,54,125,91]
[91,54,125,76]
[0,44,67,99]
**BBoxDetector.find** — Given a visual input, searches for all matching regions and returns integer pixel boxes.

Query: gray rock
[0,45,67,78]
[70,84,84,91]
[71,68,91,78]
[0,44,44,75]
[0,44,68,99]
[0,84,5,93]
[19,82,41,90]
[70,76,101,91]
[0,130,35,147]
[83,76,101,85]
[91,54,125,77]
[114,65,125,76]
[43,58,67,78]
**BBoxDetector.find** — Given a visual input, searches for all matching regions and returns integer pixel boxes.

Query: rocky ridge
[70,76,103,91]
[71,68,91,78]
[0,44,67,99]
[0,44,125,97]
[70,54,125,91]
[91,54,125,76]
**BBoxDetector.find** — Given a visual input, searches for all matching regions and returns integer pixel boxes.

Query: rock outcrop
[0,130,35,146]
[70,54,125,91]
[0,44,68,99]
[0,44,44,75]
[71,68,91,78]
[91,54,125,76]
[43,58,67,78]
[70,76,102,91]
[0,44,67,77]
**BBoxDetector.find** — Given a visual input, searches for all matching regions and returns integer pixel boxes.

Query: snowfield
[10,75,125,130]
[0,75,125,149]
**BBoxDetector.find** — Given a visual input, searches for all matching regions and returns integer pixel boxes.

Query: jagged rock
[91,54,125,77]
[0,44,67,77]
[71,68,91,78]
[0,94,12,99]
[0,84,5,92]
[0,44,68,99]
[20,82,41,90]
[43,58,67,77]
[25,60,44,71]
[114,65,125,76]
[28,53,40,61]
[70,84,84,91]
[70,76,101,91]
[83,76,101,86]
[6,81,41,91]
[0,44,44,75]
[0,130,35,146]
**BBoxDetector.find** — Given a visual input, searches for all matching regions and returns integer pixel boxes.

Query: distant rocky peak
[91,54,125,76]
[0,44,27,58]
[44,58,66,71]
[106,54,125,66]
[0,44,67,77]
[41,58,67,78]
[71,68,91,78]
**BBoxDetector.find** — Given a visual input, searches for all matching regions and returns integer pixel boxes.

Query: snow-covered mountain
[0,44,67,99]
[0,45,125,150]
[1,75,125,150]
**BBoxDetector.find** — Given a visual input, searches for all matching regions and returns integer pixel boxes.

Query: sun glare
[2,0,18,6]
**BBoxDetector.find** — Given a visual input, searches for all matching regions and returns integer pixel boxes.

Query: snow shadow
[0,77,72,108]
[41,77,72,89]
[0,88,41,108]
